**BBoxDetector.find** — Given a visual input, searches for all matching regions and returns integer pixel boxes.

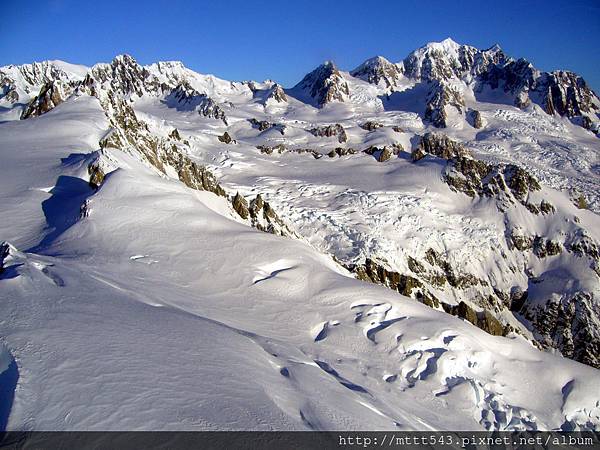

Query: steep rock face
[468,109,484,128]
[350,56,404,89]
[519,292,600,369]
[424,80,465,128]
[265,83,287,103]
[20,80,73,119]
[538,71,599,118]
[291,61,350,107]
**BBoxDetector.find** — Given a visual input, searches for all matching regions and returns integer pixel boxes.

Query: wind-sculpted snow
[1,40,600,430]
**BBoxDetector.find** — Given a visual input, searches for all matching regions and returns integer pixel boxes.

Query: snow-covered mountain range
[0,38,599,431]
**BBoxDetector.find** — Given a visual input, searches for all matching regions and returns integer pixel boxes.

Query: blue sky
[2,0,599,90]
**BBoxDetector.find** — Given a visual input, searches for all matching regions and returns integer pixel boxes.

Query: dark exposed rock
[1,76,19,103]
[232,192,249,219]
[328,147,357,158]
[359,121,384,131]
[468,109,484,128]
[412,132,470,161]
[477,310,506,336]
[364,144,402,162]
[233,193,297,237]
[249,194,264,219]
[266,83,287,103]
[87,162,105,189]
[98,97,226,198]
[420,248,486,289]
[509,288,528,312]
[90,54,162,98]
[436,145,545,212]
[533,237,562,258]
[345,258,439,309]
[0,242,10,274]
[169,128,182,140]
[309,124,347,143]
[218,131,234,144]
[539,71,598,118]
[424,80,465,128]
[166,81,228,124]
[509,231,534,251]
[392,126,404,133]
[21,81,72,119]
[248,118,285,134]
[256,144,286,155]
[292,61,350,107]
[520,292,600,368]
[567,230,599,260]
[574,194,588,210]
[444,301,507,336]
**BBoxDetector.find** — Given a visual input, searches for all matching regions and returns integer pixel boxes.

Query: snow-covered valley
[0,39,599,431]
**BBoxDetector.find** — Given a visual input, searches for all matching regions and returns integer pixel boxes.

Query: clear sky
[2,0,599,90]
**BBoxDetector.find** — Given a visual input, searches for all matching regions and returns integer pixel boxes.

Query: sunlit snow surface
[0,61,599,431]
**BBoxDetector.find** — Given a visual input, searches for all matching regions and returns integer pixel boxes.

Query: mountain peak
[291,60,349,107]
[486,43,503,53]
[351,55,403,89]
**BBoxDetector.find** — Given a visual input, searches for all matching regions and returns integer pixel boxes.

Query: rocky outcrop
[292,61,350,107]
[266,83,287,103]
[248,118,285,134]
[232,193,297,237]
[344,257,507,336]
[90,54,165,98]
[443,302,507,336]
[413,133,549,213]
[309,124,347,143]
[256,144,287,155]
[519,292,600,369]
[327,147,357,158]
[424,80,465,128]
[411,132,470,161]
[218,131,234,144]
[232,192,249,219]
[364,144,402,162]
[166,82,228,124]
[0,242,10,274]
[346,258,439,308]
[20,81,73,119]
[468,109,484,128]
[350,56,403,89]
[87,162,105,189]
[539,71,599,118]
[359,121,384,131]
[1,76,19,103]
[98,98,226,197]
